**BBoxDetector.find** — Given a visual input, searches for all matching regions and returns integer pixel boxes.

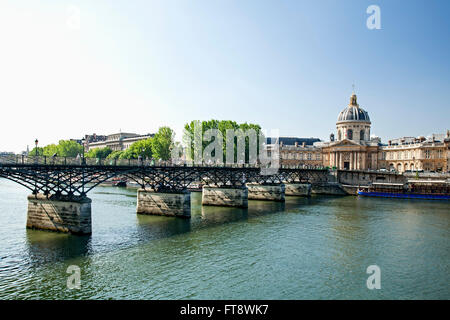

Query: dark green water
[0,179,448,299]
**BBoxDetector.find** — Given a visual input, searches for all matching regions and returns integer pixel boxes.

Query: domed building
[269,91,449,173]
[321,92,380,170]
[336,93,371,142]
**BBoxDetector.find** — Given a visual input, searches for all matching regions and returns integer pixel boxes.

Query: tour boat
[357,181,450,200]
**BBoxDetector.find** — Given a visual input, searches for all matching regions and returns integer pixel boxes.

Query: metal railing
[0,154,328,170]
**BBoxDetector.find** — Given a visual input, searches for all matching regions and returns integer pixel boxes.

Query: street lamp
[82,139,86,165]
[34,139,38,157]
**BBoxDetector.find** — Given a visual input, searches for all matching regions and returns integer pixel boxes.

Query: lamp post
[82,140,86,165]
[34,139,38,157]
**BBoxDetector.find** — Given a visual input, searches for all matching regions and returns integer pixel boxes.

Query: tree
[57,140,84,157]
[151,127,174,160]
[43,144,58,157]
[29,140,84,157]
[130,138,153,159]
[85,147,112,159]
[106,150,124,159]
[183,120,262,163]
[29,147,44,157]
[114,138,154,160]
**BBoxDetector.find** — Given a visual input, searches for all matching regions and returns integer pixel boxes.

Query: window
[347,129,353,140]
[360,130,364,140]
[338,131,342,140]
[307,153,312,160]
[316,153,321,160]
[425,150,431,159]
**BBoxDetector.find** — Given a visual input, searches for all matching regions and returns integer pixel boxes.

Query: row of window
[281,152,321,160]
[383,149,443,160]
[337,129,366,140]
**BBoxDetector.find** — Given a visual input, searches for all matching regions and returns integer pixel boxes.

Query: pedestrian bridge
[0,155,330,235]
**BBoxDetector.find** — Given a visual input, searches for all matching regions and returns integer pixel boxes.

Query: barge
[357,181,450,200]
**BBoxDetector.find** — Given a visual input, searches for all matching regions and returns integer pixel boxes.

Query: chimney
[294,142,298,147]
[302,142,306,147]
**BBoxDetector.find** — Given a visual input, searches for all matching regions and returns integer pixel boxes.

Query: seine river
[0,179,448,299]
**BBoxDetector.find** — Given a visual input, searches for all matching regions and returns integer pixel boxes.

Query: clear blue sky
[1,0,449,152]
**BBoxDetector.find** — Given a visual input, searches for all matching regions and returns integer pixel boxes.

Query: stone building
[320,93,381,170]
[266,92,449,173]
[378,132,450,172]
[265,137,323,167]
[87,132,154,152]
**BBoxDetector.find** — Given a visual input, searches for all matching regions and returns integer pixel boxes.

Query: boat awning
[371,182,405,186]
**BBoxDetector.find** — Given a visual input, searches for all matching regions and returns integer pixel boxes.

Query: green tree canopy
[106,150,124,159]
[151,127,175,160]
[57,140,84,157]
[29,140,84,157]
[85,147,113,159]
[183,120,262,163]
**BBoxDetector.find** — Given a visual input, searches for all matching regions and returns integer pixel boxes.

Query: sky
[0,0,449,153]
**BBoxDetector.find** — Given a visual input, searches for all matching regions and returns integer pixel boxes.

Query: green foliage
[113,138,154,160]
[183,120,262,163]
[29,140,83,158]
[85,147,113,159]
[57,140,84,157]
[42,144,58,157]
[131,138,153,159]
[106,150,124,159]
[29,147,44,156]
[119,148,136,159]
[151,127,174,160]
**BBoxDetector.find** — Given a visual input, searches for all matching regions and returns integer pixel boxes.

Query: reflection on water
[25,230,92,265]
[0,179,449,299]
[135,215,191,241]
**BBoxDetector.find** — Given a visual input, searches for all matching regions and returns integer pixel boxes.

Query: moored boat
[358,181,450,200]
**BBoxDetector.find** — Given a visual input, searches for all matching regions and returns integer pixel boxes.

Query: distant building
[265,137,323,167]
[379,131,450,172]
[265,92,449,172]
[87,132,154,151]
[81,134,107,151]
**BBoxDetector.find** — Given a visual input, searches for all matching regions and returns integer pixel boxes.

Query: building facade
[87,132,154,152]
[378,133,450,172]
[267,93,449,173]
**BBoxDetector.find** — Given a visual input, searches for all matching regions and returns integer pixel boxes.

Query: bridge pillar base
[26,194,92,235]
[202,186,248,208]
[136,189,191,218]
[285,183,312,197]
[311,182,347,195]
[246,183,285,201]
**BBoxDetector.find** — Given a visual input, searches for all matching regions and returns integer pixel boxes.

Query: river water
[0,179,448,299]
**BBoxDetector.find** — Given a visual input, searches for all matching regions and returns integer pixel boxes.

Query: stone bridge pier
[202,185,249,208]
[246,183,286,201]
[284,183,312,196]
[136,189,191,218]
[26,194,92,235]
